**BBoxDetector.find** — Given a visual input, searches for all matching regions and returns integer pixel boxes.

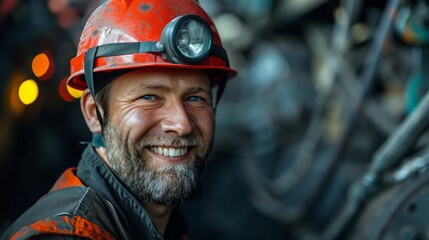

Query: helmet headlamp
[162,15,213,63]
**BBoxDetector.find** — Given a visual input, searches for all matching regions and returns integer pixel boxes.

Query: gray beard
[103,120,206,206]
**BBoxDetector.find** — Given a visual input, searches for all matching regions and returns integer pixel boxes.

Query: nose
[160,101,193,136]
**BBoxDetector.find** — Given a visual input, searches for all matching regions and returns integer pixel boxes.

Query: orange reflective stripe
[73,216,116,239]
[49,168,83,192]
[10,215,116,240]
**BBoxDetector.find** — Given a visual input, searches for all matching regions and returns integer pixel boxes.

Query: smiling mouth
[149,146,188,157]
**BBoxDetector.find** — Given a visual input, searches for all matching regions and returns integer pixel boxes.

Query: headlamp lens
[176,19,211,59]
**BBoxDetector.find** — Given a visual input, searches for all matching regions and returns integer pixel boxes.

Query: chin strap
[91,133,106,148]
[215,78,227,107]
[84,47,104,125]
[85,46,106,148]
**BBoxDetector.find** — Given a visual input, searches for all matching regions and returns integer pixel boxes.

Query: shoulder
[2,187,117,240]
[6,215,117,240]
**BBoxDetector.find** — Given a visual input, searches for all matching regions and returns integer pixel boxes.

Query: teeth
[150,147,188,157]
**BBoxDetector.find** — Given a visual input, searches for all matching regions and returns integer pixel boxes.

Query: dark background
[1,0,428,239]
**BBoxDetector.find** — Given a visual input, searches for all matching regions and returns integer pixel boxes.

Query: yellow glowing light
[32,53,50,78]
[8,72,26,115]
[18,79,39,105]
[67,85,83,98]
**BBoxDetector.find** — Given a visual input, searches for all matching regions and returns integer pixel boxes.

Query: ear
[81,89,102,133]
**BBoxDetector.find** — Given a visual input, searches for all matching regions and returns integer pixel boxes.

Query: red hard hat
[67,0,237,92]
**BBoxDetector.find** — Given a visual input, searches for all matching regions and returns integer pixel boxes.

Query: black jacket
[1,144,189,240]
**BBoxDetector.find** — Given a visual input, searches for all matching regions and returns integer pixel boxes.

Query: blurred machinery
[191,0,429,239]
[2,0,429,239]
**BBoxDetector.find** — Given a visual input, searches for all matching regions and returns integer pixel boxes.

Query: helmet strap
[91,133,106,148]
[215,78,227,107]
[85,46,106,148]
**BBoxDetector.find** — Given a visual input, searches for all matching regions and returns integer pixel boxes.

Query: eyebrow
[128,83,211,95]
[145,84,172,91]
[127,83,170,95]
[186,86,212,96]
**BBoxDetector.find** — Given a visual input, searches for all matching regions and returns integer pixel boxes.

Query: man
[2,0,236,239]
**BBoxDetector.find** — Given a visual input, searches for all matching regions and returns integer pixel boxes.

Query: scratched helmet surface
[67,0,237,91]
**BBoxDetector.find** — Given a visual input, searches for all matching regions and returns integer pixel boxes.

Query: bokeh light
[18,79,39,105]
[32,52,54,80]
[48,0,78,29]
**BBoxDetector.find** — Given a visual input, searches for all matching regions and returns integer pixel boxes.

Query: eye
[141,95,157,101]
[187,96,205,102]
[185,94,213,106]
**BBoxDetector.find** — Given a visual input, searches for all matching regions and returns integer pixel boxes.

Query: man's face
[102,68,214,206]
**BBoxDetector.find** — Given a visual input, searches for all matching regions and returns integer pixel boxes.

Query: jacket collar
[76,144,188,240]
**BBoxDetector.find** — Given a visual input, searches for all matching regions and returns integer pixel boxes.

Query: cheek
[115,108,158,141]
[191,110,215,142]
